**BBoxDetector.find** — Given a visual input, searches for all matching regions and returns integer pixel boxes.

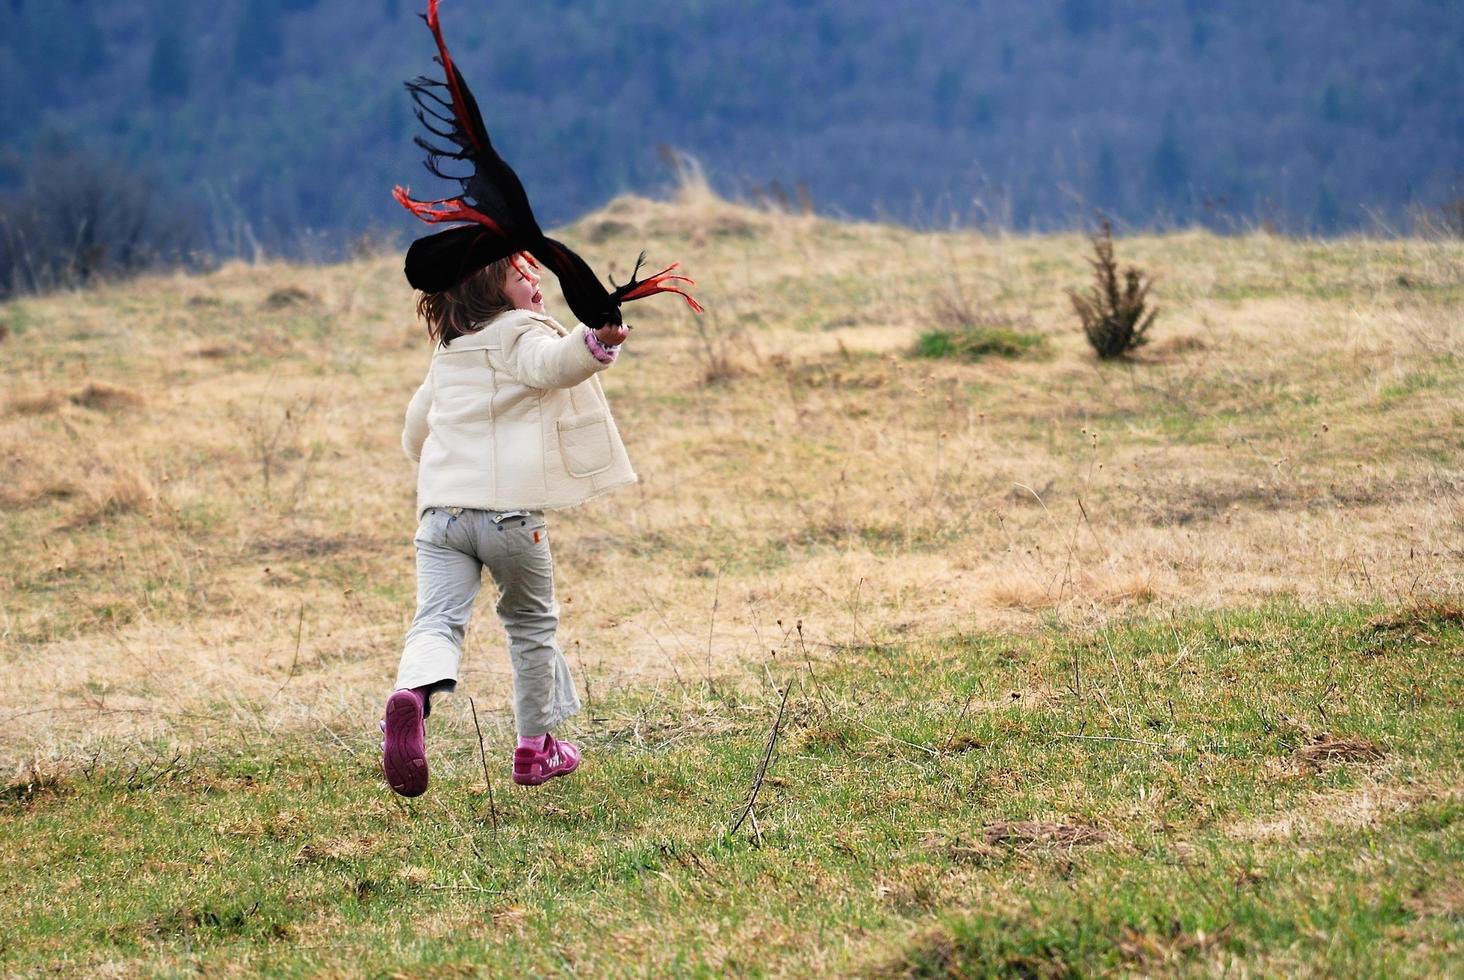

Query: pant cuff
[396,632,461,692]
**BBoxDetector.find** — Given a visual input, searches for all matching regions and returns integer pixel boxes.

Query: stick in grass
[468,697,500,836]
[729,679,794,838]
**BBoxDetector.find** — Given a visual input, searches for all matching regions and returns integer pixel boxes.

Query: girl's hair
[417,254,519,346]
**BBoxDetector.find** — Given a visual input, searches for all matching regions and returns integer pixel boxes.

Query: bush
[1067,219,1157,359]
[0,140,201,298]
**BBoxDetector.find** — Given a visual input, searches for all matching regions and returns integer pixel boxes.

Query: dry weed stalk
[690,307,746,385]
[234,391,321,506]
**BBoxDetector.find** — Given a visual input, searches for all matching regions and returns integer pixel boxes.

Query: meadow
[1,187,1461,975]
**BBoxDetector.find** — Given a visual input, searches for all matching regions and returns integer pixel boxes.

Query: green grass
[1379,356,1458,405]
[3,601,1460,975]
[913,325,1047,361]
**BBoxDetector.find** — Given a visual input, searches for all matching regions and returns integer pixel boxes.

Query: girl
[382,253,634,797]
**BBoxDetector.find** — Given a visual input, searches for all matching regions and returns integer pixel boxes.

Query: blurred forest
[0,0,1460,289]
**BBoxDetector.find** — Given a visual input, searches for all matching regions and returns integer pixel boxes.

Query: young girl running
[383,254,634,797]
[383,0,700,797]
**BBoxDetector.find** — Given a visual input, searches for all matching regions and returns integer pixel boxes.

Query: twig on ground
[468,697,500,836]
[729,680,794,838]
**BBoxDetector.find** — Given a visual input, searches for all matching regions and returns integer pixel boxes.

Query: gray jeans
[395,507,580,737]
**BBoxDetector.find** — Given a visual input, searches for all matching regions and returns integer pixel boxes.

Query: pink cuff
[584,329,620,364]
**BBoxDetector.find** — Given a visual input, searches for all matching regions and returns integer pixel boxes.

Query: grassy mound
[913,324,1047,360]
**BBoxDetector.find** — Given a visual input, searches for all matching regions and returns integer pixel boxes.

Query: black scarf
[393,0,703,326]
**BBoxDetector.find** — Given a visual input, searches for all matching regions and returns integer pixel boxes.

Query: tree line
[1,0,1459,294]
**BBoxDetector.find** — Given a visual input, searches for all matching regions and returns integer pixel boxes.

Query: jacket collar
[438,310,567,353]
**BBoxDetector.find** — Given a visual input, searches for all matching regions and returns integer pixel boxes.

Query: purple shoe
[513,734,581,786]
[382,689,429,797]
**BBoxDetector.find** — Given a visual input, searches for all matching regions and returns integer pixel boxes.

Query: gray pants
[395,507,580,737]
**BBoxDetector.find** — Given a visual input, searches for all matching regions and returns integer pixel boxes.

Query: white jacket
[402,309,637,515]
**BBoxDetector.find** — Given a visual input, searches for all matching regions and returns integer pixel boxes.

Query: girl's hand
[595,323,629,346]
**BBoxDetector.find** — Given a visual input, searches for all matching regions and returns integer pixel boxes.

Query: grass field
[2,188,1461,975]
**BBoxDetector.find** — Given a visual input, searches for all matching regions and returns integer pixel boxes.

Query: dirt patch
[984,820,1108,848]
[1144,479,1388,526]
[1293,733,1386,768]
[582,219,635,244]
[252,534,349,560]
[779,356,890,391]
[294,835,379,864]
[1,764,72,809]
[70,382,145,412]
[262,286,316,309]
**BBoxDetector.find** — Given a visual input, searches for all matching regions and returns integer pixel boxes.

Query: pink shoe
[513,734,581,786]
[382,689,429,797]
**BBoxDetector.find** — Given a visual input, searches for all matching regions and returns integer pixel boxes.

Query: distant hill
[1,0,1460,258]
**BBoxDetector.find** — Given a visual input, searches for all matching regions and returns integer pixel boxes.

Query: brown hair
[416,255,519,346]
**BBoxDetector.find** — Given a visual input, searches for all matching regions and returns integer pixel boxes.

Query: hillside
[1,196,1461,973]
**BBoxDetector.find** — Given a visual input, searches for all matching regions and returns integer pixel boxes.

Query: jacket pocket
[556,411,613,478]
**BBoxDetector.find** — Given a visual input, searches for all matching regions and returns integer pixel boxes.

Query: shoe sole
[512,749,581,787]
[382,690,428,797]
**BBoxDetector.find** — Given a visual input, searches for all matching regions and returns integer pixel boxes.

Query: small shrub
[1068,220,1158,359]
[0,140,201,299]
[690,307,749,385]
[914,325,1045,361]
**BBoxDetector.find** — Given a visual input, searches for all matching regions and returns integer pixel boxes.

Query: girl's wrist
[584,329,619,364]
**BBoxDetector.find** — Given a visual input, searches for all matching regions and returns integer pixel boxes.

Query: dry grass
[1,194,1462,764]
[1228,783,1452,842]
